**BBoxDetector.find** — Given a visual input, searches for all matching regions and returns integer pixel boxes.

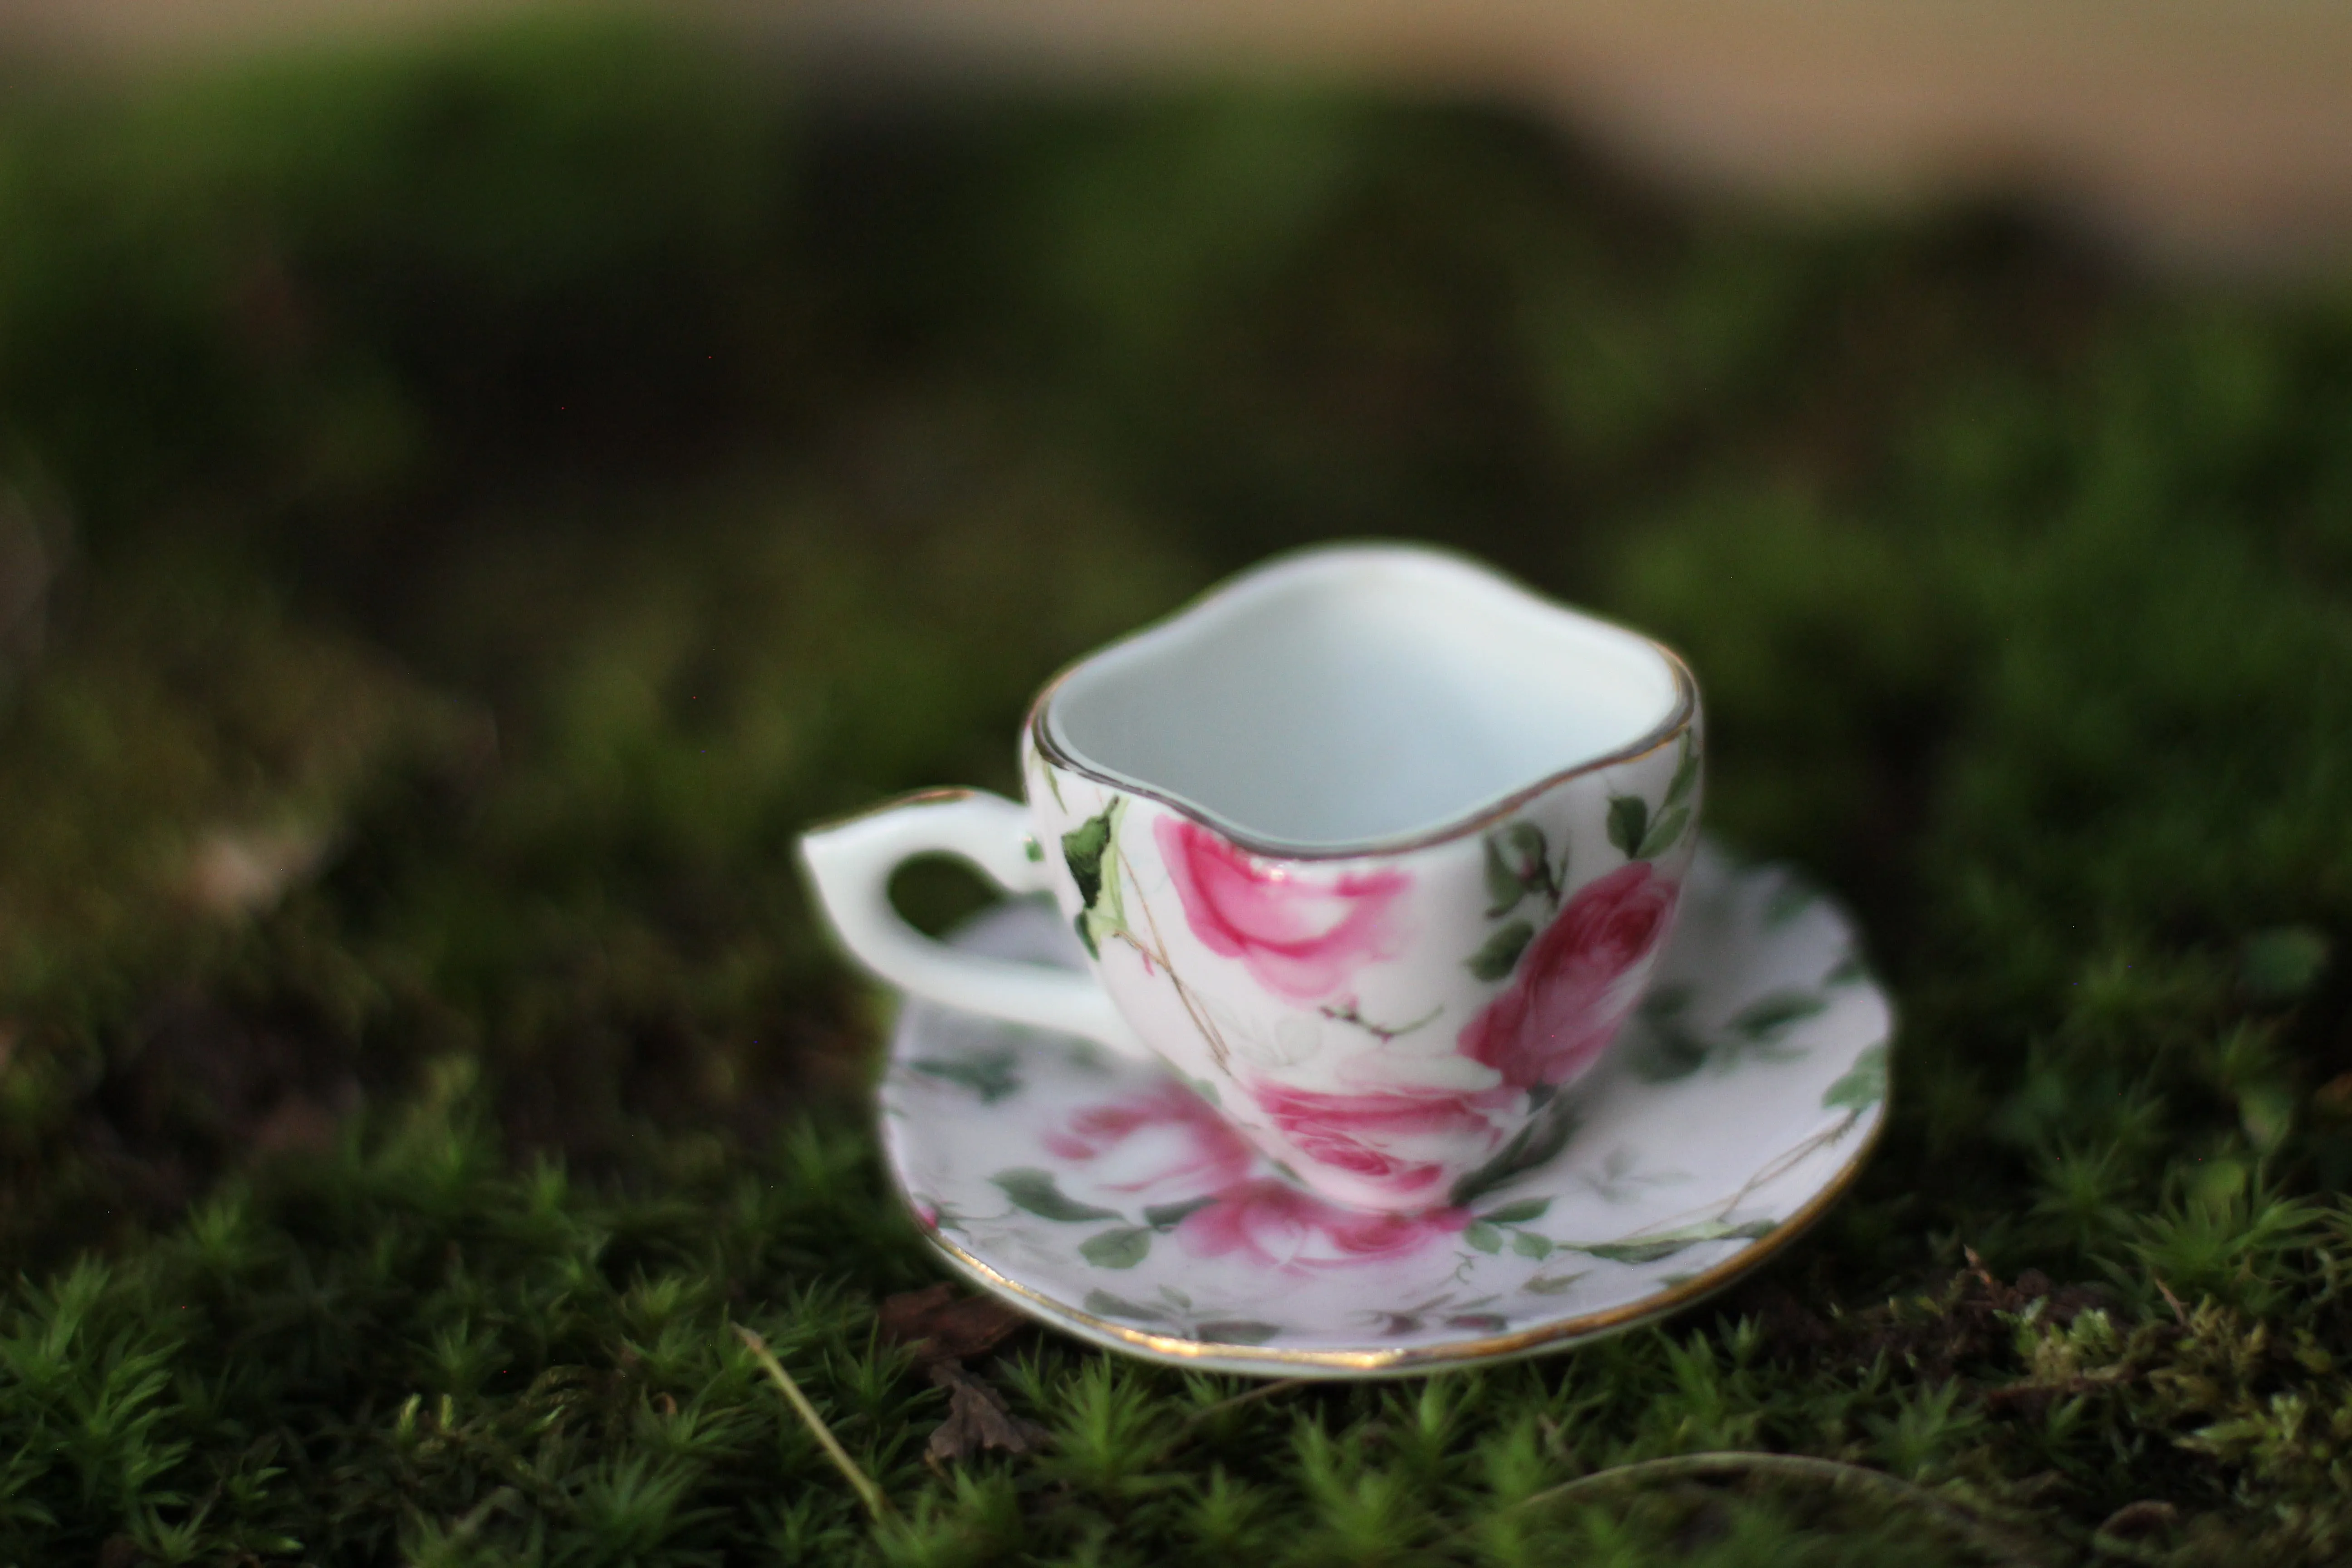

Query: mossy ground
[2,18,2352,1565]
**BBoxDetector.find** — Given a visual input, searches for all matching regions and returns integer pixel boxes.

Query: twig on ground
[735,1323,896,1523]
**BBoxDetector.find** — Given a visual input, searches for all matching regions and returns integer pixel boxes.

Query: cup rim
[1027,540,1699,861]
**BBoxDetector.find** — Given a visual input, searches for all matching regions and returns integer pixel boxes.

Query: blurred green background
[1,15,2351,1564]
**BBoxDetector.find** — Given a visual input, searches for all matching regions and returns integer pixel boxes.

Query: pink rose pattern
[1045,1086,1469,1271]
[1040,1081,1255,1199]
[1052,811,1676,1244]
[1176,1177,1470,1271]
[1249,1081,1510,1201]
[1459,861,1681,1091]
[1035,848,1682,1273]
[1153,818,1409,1000]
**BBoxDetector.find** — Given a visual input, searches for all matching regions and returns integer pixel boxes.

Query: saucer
[878,841,1891,1378]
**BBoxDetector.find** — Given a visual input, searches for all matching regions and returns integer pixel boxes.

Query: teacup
[799,543,1701,1213]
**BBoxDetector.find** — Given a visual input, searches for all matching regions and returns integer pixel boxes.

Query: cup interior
[1042,546,1686,851]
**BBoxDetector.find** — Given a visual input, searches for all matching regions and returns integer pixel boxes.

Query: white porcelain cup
[799,544,1701,1212]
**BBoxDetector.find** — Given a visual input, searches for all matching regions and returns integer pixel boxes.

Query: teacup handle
[797,790,1152,1059]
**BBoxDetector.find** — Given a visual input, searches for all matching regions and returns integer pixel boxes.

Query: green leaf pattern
[992,1167,1120,1222]
[1631,984,1822,1083]
[1607,795,1650,859]
[1466,822,1564,983]
[1079,1226,1153,1269]
[1061,797,1129,959]
[1822,1043,1888,1112]
[990,1171,1246,1275]
[1664,732,1700,810]
[1448,1097,1580,1207]
[910,1049,1021,1103]
[1611,732,1700,863]
[1483,833,1526,916]
[1634,804,1690,860]
[1568,1218,1776,1265]
[1731,991,1831,1040]
[1465,920,1535,981]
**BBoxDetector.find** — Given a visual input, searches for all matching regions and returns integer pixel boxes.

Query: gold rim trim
[1023,543,1701,863]
[799,786,978,839]
[891,1089,1888,1376]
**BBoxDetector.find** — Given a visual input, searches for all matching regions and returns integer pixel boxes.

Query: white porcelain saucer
[879,842,1891,1378]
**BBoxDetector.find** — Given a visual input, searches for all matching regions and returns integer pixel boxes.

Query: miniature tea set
[803,544,1891,1377]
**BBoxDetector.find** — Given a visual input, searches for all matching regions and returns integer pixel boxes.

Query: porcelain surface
[1019,718,1699,1210]
[803,544,1706,1213]
[881,840,1891,1377]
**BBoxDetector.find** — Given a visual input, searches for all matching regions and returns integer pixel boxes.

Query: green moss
[0,16,2350,1563]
